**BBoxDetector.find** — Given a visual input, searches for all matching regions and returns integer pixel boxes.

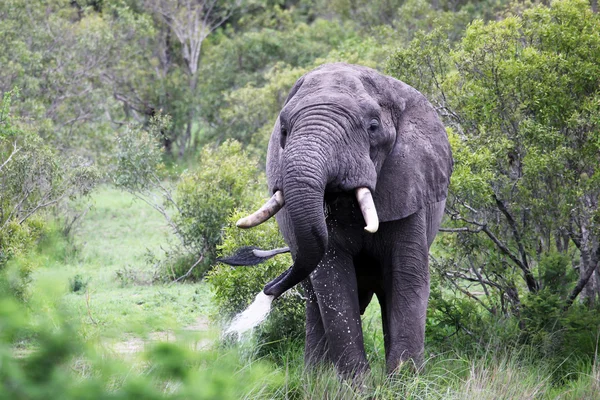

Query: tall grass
[244,346,599,399]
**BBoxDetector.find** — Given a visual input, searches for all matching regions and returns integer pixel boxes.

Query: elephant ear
[365,72,453,222]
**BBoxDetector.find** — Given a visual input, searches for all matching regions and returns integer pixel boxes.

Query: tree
[0,90,98,298]
[0,0,159,164]
[145,0,242,157]
[388,0,600,313]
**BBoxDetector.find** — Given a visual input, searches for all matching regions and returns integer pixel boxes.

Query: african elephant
[235,63,452,377]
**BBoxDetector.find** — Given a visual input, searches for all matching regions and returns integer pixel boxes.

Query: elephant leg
[380,209,430,373]
[311,247,369,378]
[303,279,329,367]
[426,199,446,248]
[376,292,390,361]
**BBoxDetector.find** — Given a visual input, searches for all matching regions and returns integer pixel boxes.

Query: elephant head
[237,63,452,300]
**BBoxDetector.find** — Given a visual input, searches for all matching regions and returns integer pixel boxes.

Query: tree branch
[481,224,538,292]
[493,193,531,275]
[19,194,67,225]
[439,226,483,233]
[445,274,495,315]
[565,228,600,309]
[0,141,19,173]
[172,254,204,283]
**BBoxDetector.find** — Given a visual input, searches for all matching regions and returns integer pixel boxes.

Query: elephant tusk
[355,187,379,233]
[236,190,285,228]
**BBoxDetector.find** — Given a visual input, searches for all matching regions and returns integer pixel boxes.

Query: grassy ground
[26,186,212,345]
[9,186,600,399]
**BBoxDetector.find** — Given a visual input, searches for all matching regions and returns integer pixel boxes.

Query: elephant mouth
[237,186,379,233]
[322,191,356,220]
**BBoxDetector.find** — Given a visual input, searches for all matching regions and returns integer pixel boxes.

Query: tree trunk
[566,214,600,308]
[179,73,198,158]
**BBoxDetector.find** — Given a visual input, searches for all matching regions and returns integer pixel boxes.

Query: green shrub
[207,208,305,353]
[521,290,600,363]
[0,90,97,300]
[113,114,171,193]
[0,218,46,267]
[172,140,264,279]
[538,252,574,296]
[68,274,88,293]
[113,118,264,280]
[0,217,48,301]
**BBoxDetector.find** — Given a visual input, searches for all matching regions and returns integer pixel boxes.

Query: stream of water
[224,291,275,339]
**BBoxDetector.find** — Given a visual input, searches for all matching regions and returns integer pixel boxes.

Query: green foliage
[68,274,89,293]
[427,275,486,344]
[538,252,574,295]
[520,291,600,378]
[0,91,97,300]
[174,140,264,278]
[0,1,151,163]
[207,209,305,350]
[112,121,263,280]
[0,292,284,399]
[113,114,170,192]
[390,0,600,316]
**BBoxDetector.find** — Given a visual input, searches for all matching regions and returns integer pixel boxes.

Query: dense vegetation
[1,0,599,397]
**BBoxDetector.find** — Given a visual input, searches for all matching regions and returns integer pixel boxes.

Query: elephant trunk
[263,135,330,299]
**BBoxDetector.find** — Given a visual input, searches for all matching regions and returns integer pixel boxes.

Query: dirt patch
[183,316,209,331]
[110,315,213,356]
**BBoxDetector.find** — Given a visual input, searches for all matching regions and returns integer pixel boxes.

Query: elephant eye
[368,118,380,132]
[280,122,288,149]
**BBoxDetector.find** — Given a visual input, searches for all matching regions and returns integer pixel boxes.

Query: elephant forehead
[286,92,363,115]
[303,68,365,94]
[284,86,380,120]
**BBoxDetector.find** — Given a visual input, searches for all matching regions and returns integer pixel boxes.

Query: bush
[113,114,171,193]
[172,140,264,279]
[112,117,265,280]
[0,90,96,300]
[68,274,88,293]
[207,208,305,353]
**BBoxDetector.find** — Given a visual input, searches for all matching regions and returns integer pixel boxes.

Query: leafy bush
[68,274,88,293]
[207,208,305,352]
[173,140,264,278]
[0,91,97,300]
[388,0,600,356]
[113,114,171,193]
[113,116,265,280]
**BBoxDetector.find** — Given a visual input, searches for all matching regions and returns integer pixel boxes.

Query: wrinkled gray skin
[262,63,452,377]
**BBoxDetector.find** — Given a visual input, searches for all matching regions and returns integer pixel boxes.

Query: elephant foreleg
[381,210,430,373]
[304,279,329,367]
[310,248,369,378]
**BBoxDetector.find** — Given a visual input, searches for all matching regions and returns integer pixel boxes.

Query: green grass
[27,186,212,342]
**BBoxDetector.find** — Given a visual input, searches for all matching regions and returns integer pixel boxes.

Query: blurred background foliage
[2,0,600,397]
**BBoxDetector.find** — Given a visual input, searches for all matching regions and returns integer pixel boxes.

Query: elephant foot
[339,364,371,394]
[386,350,425,376]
